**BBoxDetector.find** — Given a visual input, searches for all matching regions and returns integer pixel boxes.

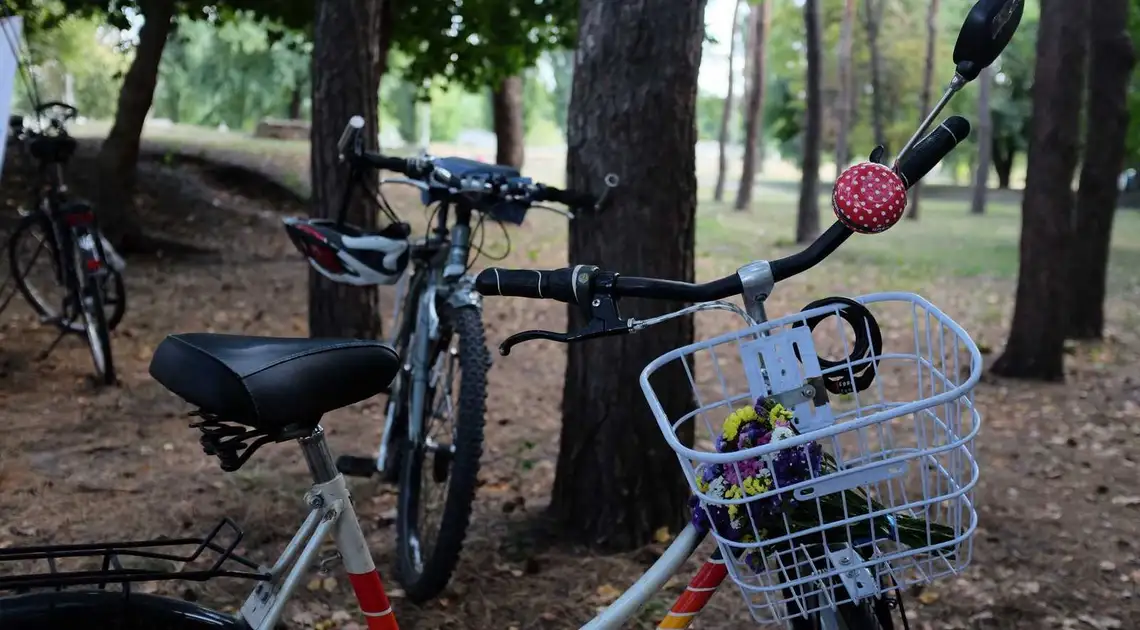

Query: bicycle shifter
[498,292,632,356]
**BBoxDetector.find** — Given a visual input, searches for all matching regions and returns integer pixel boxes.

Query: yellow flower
[728,504,739,518]
[724,485,744,500]
[742,476,770,496]
[768,403,795,427]
[722,405,759,441]
[696,474,709,493]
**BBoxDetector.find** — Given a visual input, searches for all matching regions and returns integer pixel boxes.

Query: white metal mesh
[639,292,982,625]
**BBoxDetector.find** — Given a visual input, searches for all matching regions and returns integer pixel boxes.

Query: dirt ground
[1,143,1139,630]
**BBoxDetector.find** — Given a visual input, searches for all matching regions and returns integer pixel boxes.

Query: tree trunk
[833,0,856,180]
[1065,0,1136,340]
[492,75,525,168]
[555,0,704,550]
[796,0,822,244]
[309,0,385,338]
[992,139,1014,189]
[713,0,743,203]
[733,1,768,211]
[288,86,303,120]
[906,0,940,220]
[861,0,887,153]
[970,66,993,215]
[991,0,1090,381]
[94,0,176,253]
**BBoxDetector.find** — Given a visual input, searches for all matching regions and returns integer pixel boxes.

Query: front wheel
[395,305,488,602]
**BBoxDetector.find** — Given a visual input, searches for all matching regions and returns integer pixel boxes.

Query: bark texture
[734,1,769,211]
[308,0,385,338]
[907,0,940,220]
[991,0,1090,381]
[492,75,525,168]
[555,0,705,550]
[970,66,993,215]
[861,0,888,153]
[1066,0,1136,339]
[795,0,822,244]
[713,0,743,203]
[833,0,856,180]
[95,0,175,252]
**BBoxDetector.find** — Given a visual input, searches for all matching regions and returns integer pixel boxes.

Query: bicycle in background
[283,118,614,602]
[4,101,126,385]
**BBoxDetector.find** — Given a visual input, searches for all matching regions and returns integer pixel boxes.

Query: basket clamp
[769,376,831,409]
[823,546,878,601]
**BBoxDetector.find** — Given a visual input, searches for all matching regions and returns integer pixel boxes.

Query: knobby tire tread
[395,305,488,603]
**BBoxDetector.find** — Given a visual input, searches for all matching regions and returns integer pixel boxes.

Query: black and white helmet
[283,217,411,286]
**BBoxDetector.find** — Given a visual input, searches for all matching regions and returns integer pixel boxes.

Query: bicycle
[281,121,615,602]
[0,2,1017,627]
[4,100,126,385]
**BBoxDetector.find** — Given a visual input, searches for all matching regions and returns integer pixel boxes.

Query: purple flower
[723,458,765,486]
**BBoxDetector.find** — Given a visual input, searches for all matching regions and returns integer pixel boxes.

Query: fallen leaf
[306,578,322,592]
[1100,560,1116,572]
[1111,496,1140,506]
[595,583,622,604]
[510,569,523,577]
[653,526,672,543]
[322,576,337,592]
[917,590,939,605]
[540,612,557,621]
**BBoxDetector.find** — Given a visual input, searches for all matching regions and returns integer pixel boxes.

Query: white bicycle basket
[639,292,982,625]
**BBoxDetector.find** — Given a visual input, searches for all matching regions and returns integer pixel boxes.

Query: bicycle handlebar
[473,116,969,354]
[334,115,599,209]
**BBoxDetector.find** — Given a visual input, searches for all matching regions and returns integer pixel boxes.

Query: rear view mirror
[952,0,1024,81]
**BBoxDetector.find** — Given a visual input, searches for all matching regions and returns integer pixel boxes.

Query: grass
[75,120,1140,293]
[698,184,1140,292]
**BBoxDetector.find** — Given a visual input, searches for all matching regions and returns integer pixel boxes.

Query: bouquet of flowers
[689,396,956,572]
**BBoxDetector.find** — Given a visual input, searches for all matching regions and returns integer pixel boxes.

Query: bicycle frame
[239,427,397,630]
[375,196,484,477]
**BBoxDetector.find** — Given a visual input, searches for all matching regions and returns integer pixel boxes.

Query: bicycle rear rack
[0,517,270,593]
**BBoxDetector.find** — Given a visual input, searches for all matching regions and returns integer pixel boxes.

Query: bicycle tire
[8,212,126,331]
[395,304,488,603]
[0,591,250,629]
[74,247,116,385]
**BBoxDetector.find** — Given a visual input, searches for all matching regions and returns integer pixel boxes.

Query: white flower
[707,477,727,499]
[771,426,796,442]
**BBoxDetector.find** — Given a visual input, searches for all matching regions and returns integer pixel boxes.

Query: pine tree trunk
[796,0,822,244]
[1066,0,1136,340]
[833,0,856,180]
[555,0,704,550]
[492,75,525,169]
[94,0,175,253]
[970,66,993,215]
[713,0,743,203]
[991,0,1090,381]
[992,140,1014,189]
[907,0,940,220]
[309,0,385,338]
[734,1,768,211]
[861,0,888,153]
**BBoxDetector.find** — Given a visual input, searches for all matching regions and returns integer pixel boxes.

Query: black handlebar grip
[474,267,579,304]
[895,115,971,189]
[361,152,411,174]
[535,186,597,208]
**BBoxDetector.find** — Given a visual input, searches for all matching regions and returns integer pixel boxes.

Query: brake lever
[498,292,631,356]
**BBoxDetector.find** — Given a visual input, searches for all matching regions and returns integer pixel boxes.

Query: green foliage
[11,12,129,117]
[1127,3,1140,165]
[392,0,577,94]
[152,11,310,129]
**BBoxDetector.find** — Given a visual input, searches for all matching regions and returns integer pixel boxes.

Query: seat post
[298,426,338,484]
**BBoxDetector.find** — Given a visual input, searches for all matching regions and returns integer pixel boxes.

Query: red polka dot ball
[832,162,907,234]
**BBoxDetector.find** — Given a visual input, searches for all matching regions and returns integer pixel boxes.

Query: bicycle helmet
[283,217,411,286]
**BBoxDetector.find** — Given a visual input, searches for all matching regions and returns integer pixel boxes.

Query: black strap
[792,296,883,396]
